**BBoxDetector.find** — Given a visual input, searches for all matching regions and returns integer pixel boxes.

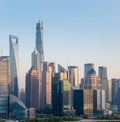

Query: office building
[31,20,45,110]
[9,35,19,97]
[99,66,108,102]
[35,20,44,72]
[112,79,120,106]
[41,62,55,110]
[0,56,10,118]
[108,80,112,102]
[73,89,97,116]
[52,72,71,115]
[97,90,105,111]
[84,63,94,78]
[83,68,101,90]
[26,67,40,110]
[68,66,79,88]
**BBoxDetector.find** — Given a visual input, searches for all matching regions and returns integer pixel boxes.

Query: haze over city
[0,0,120,89]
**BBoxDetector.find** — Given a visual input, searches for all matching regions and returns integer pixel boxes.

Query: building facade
[84,63,94,78]
[52,72,71,115]
[98,66,108,102]
[26,67,40,110]
[0,56,10,118]
[73,89,97,116]
[41,62,56,110]
[68,66,79,88]
[9,35,19,98]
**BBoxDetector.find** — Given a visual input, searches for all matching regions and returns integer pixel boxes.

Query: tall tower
[9,35,19,98]
[36,20,44,72]
[98,66,108,102]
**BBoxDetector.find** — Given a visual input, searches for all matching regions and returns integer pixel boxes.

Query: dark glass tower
[9,35,19,98]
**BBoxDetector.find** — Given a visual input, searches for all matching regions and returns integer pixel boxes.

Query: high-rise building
[31,20,45,110]
[9,35,19,98]
[26,67,40,110]
[84,63,94,78]
[73,89,97,116]
[52,72,71,115]
[68,66,79,88]
[83,68,101,90]
[35,20,44,72]
[112,79,120,105]
[41,62,56,110]
[99,66,108,102]
[0,56,10,118]
[108,80,112,102]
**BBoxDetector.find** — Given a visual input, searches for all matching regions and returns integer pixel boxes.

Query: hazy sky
[0,0,120,89]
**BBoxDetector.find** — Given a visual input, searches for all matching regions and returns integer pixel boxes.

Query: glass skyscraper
[9,35,19,98]
[35,20,44,72]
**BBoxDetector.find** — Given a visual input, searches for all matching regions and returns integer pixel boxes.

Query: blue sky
[0,0,120,89]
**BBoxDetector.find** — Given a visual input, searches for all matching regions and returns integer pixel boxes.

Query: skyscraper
[31,20,45,110]
[73,89,97,116]
[35,20,44,72]
[26,67,40,110]
[68,66,79,88]
[52,72,71,115]
[84,63,94,78]
[98,66,108,102]
[41,62,56,110]
[9,35,19,98]
[0,56,10,118]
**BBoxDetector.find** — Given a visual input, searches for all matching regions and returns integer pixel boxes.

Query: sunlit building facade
[9,35,19,98]
[73,89,97,116]
[41,62,56,110]
[0,56,10,118]
[108,80,112,102]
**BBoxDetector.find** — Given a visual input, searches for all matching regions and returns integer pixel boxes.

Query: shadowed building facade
[73,89,97,116]
[52,71,71,115]
[26,67,40,110]
[9,35,19,98]
[99,66,108,102]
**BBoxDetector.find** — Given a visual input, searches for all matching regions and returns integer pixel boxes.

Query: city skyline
[0,0,120,89]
